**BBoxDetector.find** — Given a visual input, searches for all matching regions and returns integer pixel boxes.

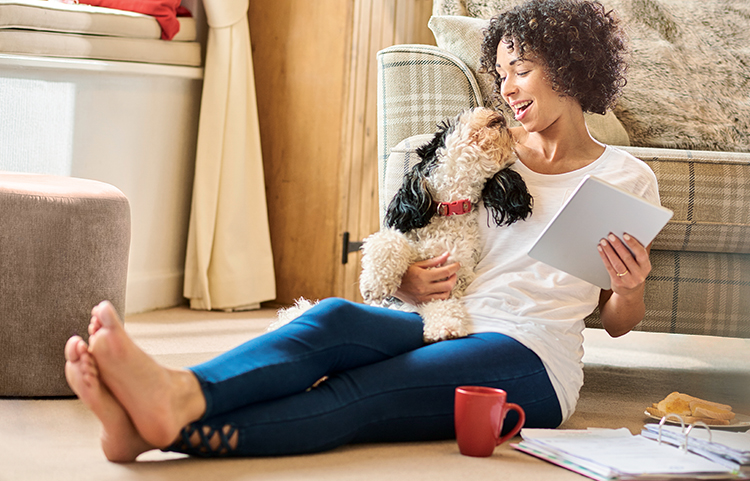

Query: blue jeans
[175,298,562,457]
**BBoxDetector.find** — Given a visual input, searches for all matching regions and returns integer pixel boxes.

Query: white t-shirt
[462,145,660,423]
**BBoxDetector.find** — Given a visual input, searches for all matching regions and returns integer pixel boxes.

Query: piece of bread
[646,406,666,417]
[691,402,735,421]
[650,392,735,425]
[646,406,731,426]
[686,397,732,412]
[683,416,731,426]
[656,392,693,416]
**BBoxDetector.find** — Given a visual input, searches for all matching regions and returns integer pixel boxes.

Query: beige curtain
[184,0,276,310]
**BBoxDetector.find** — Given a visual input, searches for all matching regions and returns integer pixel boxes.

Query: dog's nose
[487,113,507,129]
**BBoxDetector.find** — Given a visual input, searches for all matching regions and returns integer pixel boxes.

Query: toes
[94,301,123,329]
[82,364,100,387]
[89,316,101,336]
[72,347,100,389]
[75,337,90,357]
[65,336,84,362]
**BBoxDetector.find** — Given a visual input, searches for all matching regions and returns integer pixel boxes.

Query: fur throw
[434,0,750,152]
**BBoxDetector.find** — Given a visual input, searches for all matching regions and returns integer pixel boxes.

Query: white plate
[644,411,750,430]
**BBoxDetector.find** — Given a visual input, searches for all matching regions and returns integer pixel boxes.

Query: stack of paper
[513,428,743,480]
[641,424,750,473]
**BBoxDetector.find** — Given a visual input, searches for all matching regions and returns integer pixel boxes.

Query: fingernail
[623,234,631,241]
[608,234,617,242]
[600,239,608,247]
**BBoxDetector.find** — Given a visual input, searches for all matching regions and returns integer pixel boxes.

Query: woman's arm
[597,234,652,337]
[394,252,460,305]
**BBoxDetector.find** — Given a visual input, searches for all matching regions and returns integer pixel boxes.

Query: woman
[64,0,659,462]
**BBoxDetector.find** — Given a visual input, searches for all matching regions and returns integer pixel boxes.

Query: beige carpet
[1,306,748,481]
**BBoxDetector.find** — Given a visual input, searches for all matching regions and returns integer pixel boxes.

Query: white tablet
[528,175,673,290]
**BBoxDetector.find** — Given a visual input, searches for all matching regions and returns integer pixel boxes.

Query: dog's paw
[360,228,415,303]
[419,299,469,342]
[423,323,467,343]
[359,273,399,304]
[422,321,468,342]
[267,298,319,332]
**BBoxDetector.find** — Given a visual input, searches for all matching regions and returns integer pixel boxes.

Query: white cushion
[0,29,200,66]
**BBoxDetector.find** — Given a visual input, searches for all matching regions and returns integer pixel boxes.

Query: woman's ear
[384,167,434,232]
[482,168,533,226]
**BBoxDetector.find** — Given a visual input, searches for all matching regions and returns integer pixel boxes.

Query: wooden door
[249,0,434,307]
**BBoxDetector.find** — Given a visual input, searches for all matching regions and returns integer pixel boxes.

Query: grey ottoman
[0,172,130,397]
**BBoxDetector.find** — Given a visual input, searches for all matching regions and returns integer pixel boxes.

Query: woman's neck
[511,111,605,175]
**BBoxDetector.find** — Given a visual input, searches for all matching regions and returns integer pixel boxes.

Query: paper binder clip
[684,421,712,453]
[657,414,713,453]
[658,413,686,445]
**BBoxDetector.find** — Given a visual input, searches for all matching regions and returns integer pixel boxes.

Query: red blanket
[79,0,188,40]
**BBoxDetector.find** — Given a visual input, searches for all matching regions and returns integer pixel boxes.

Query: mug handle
[496,403,526,446]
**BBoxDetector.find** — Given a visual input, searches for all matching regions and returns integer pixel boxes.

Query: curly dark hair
[479,0,628,115]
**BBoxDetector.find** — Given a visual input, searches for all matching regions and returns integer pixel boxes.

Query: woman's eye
[518,71,530,77]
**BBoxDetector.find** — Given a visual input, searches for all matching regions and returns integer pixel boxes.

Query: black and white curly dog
[359,107,533,342]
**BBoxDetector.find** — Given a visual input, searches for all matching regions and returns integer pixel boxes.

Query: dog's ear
[482,168,533,226]
[384,167,434,232]
[384,119,454,232]
[415,118,452,161]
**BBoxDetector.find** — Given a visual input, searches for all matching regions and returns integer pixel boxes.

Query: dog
[359,107,533,342]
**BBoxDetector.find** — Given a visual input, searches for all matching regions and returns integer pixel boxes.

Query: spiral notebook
[528,175,673,290]
[513,426,750,480]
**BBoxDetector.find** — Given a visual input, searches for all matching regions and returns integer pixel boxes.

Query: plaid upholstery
[377,45,482,220]
[586,147,750,338]
[376,45,750,338]
[587,249,750,337]
[624,147,750,254]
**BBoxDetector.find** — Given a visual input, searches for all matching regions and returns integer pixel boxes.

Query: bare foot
[65,336,154,462]
[87,301,206,448]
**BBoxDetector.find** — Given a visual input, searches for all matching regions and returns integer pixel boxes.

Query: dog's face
[416,107,515,203]
[385,107,532,233]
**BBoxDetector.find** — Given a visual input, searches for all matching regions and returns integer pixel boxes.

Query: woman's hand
[394,252,460,305]
[597,233,652,337]
[597,233,651,294]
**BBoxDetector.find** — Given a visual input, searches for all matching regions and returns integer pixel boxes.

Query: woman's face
[495,40,579,133]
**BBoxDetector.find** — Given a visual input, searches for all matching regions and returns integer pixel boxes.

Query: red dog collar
[435,199,472,216]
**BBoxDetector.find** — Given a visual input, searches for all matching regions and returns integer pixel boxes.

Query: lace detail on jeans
[170,424,238,457]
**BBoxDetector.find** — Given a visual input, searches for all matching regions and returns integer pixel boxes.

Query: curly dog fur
[360,107,533,342]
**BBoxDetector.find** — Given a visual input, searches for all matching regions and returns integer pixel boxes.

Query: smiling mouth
[513,100,532,117]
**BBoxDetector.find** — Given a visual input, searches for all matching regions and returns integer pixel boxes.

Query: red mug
[454,386,526,457]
